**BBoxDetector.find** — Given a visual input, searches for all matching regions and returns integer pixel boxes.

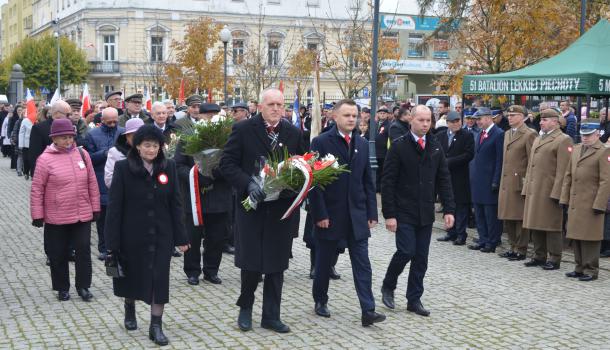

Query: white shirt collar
[410,131,426,142]
[484,124,494,133]
[154,122,165,131]
[338,129,352,139]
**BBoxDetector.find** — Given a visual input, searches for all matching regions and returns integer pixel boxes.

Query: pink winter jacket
[30,144,101,225]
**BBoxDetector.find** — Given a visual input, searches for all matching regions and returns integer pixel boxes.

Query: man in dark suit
[308,99,385,327]
[437,111,475,245]
[220,88,305,333]
[468,107,505,253]
[380,105,455,317]
[29,100,71,176]
[375,107,391,191]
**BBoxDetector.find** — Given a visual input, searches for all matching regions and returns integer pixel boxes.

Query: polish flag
[48,88,61,106]
[80,83,90,116]
[178,78,185,106]
[145,88,152,112]
[25,89,38,124]
[279,80,284,93]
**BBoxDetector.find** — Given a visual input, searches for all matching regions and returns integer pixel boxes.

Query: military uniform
[560,122,610,280]
[497,106,537,259]
[118,94,150,127]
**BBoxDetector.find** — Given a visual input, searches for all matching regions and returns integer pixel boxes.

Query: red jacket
[30,144,101,225]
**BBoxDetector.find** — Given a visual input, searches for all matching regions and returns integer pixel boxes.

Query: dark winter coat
[375,119,390,160]
[28,118,53,175]
[84,124,124,205]
[381,133,455,225]
[309,126,377,241]
[439,128,475,204]
[220,113,305,273]
[388,119,410,142]
[104,158,187,305]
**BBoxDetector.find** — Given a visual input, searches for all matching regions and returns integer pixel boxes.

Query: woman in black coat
[105,125,189,346]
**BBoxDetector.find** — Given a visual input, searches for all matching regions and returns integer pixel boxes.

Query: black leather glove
[247,181,266,202]
[32,219,44,228]
[491,183,499,193]
[198,173,213,187]
[92,212,100,221]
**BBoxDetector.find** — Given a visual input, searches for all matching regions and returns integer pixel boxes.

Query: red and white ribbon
[189,165,204,226]
[279,156,314,220]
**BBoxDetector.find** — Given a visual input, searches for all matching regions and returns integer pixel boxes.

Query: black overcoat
[220,114,305,273]
[438,128,475,204]
[104,158,188,304]
[381,133,455,225]
[309,126,377,241]
[28,118,53,175]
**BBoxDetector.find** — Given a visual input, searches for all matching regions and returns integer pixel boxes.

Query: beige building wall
[1,0,33,59]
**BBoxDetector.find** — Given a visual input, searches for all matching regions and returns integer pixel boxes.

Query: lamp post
[220,26,232,106]
[368,0,381,187]
[54,19,61,93]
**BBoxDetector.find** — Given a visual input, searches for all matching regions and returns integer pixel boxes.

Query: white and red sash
[189,165,204,226]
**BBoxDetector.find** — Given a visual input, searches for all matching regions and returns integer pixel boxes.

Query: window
[232,39,244,64]
[104,85,115,94]
[151,36,164,62]
[306,88,313,104]
[103,35,116,61]
[233,87,242,103]
[408,33,425,58]
[432,36,449,59]
[23,16,33,30]
[268,41,280,66]
[307,43,318,51]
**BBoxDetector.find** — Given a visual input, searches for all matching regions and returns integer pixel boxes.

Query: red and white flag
[25,89,38,124]
[145,87,152,112]
[178,78,185,106]
[80,83,90,116]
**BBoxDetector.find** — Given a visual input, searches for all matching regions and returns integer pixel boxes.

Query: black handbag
[105,253,125,278]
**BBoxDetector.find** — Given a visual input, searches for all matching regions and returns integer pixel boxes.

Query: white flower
[322,154,339,168]
[211,114,225,123]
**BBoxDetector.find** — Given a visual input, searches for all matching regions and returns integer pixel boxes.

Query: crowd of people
[0,87,607,347]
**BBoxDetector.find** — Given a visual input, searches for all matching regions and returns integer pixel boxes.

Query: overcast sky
[380,0,423,15]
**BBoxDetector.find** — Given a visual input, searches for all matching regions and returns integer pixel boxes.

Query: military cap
[124,93,143,103]
[231,102,248,111]
[580,120,600,135]
[464,109,476,117]
[65,98,82,108]
[446,111,461,122]
[185,95,203,106]
[377,107,389,113]
[199,103,221,114]
[540,108,560,119]
[323,103,333,110]
[104,91,122,101]
[361,107,371,113]
[507,105,527,115]
[491,109,503,118]
[473,107,492,118]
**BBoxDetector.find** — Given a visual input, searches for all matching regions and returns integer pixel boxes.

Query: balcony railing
[89,61,120,74]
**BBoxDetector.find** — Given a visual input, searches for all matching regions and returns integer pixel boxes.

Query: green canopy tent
[462,20,610,98]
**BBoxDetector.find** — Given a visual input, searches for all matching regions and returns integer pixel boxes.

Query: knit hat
[49,119,76,137]
[122,118,145,135]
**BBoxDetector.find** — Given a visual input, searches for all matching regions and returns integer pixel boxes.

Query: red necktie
[417,138,425,149]
[479,130,487,145]
[344,134,351,145]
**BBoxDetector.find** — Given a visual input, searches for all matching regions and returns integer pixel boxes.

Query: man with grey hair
[29,100,72,176]
[221,88,305,333]
[162,99,177,123]
[150,101,175,139]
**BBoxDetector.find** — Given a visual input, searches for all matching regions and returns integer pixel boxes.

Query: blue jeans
[382,223,432,304]
[473,203,502,248]
[447,204,469,240]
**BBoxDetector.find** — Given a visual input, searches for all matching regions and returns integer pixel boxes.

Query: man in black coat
[380,105,455,317]
[308,99,385,326]
[436,112,475,245]
[29,100,71,175]
[375,107,391,191]
[388,107,411,142]
[174,101,231,285]
[220,89,305,333]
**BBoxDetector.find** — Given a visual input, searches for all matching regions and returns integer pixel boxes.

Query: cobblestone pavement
[1,157,609,349]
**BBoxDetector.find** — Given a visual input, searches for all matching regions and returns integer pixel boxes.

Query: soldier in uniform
[65,98,89,146]
[522,109,573,268]
[497,105,537,261]
[174,95,202,130]
[118,94,151,127]
[560,121,610,281]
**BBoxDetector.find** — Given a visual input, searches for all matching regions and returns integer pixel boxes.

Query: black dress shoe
[498,251,515,258]
[361,311,386,327]
[565,271,584,278]
[77,288,93,302]
[437,235,456,242]
[149,315,169,346]
[524,259,545,267]
[314,302,331,318]
[172,248,182,257]
[223,244,235,255]
[381,287,395,309]
[204,274,222,284]
[329,266,341,280]
[309,267,315,279]
[480,246,496,253]
[407,301,430,317]
[187,276,199,285]
[237,308,252,331]
[57,291,70,301]
[453,238,466,246]
[578,274,598,281]
[124,301,138,330]
[541,262,560,270]
[261,319,291,333]
[468,244,483,250]
[508,253,526,261]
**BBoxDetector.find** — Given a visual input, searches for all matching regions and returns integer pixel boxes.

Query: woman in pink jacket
[30,119,101,302]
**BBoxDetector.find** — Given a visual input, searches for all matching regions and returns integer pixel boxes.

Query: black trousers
[184,212,227,277]
[21,148,30,176]
[95,205,107,253]
[44,221,92,292]
[237,270,284,321]
[375,158,385,191]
